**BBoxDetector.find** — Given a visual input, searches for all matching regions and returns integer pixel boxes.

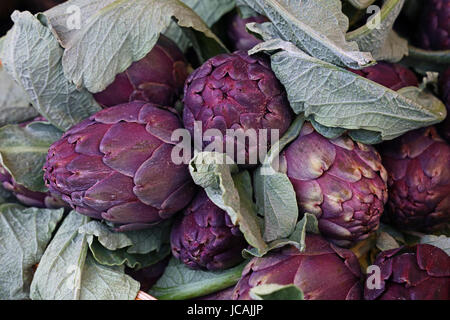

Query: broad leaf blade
[150,258,246,300]
[0,204,64,300]
[250,284,304,300]
[237,0,374,68]
[1,11,100,131]
[0,121,62,192]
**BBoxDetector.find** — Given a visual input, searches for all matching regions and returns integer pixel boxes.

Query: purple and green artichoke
[416,0,450,51]
[171,190,247,270]
[349,62,419,91]
[282,122,388,247]
[226,13,269,51]
[365,244,450,300]
[380,127,450,232]
[94,35,188,108]
[0,165,67,209]
[44,101,196,231]
[183,51,293,166]
[232,234,363,300]
[438,67,450,142]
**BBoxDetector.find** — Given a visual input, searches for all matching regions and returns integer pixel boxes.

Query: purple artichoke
[44,101,196,231]
[438,67,450,142]
[380,127,450,232]
[171,190,247,270]
[349,62,419,91]
[183,51,293,166]
[365,244,450,300]
[226,13,269,51]
[0,165,67,209]
[125,258,169,292]
[94,35,188,108]
[232,234,363,300]
[416,0,450,51]
[282,122,388,247]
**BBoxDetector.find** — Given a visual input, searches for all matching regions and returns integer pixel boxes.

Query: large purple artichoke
[349,62,418,91]
[232,234,363,300]
[171,191,247,270]
[438,67,450,142]
[380,127,450,232]
[94,35,188,108]
[226,13,269,51]
[416,0,450,50]
[183,51,293,166]
[365,244,450,300]
[0,165,67,209]
[44,101,196,231]
[282,123,388,247]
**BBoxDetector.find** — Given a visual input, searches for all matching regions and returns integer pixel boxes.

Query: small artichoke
[44,101,196,231]
[438,67,450,142]
[232,234,363,300]
[0,165,67,209]
[282,122,388,247]
[416,0,450,50]
[365,244,450,300]
[349,62,418,91]
[183,51,293,166]
[226,13,269,51]
[380,127,450,232]
[94,35,188,108]
[171,191,247,270]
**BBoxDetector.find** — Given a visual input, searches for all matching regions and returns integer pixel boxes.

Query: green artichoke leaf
[246,31,446,141]
[402,46,450,74]
[30,211,140,300]
[244,213,320,258]
[43,0,227,93]
[150,258,247,300]
[249,284,304,300]
[189,152,268,255]
[236,0,374,69]
[253,115,304,242]
[0,121,63,192]
[0,67,39,127]
[0,11,100,131]
[344,0,377,10]
[0,204,64,300]
[346,0,408,63]
[165,0,236,52]
[419,235,450,256]
[78,220,172,269]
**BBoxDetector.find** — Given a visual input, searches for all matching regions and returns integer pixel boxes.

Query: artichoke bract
[183,51,293,166]
[380,127,450,232]
[438,68,450,142]
[171,191,247,270]
[349,62,418,91]
[94,35,188,108]
[365,244,450,300]
[0,165,67,209]
[226,13,269,51]
[232,234,363,300]
[44,101,196,231]
[282,123,388,247]
[416,0,450,50]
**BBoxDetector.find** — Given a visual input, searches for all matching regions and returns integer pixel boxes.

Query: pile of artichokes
[0,0,448,301]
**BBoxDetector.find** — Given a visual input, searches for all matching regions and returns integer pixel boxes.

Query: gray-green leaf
[30,211,140,300]
[249,284,304,300]
[237,0,374,68]
[0,204,64,300]
[248,38,446,141]
[0,121,63,192]
[0,11,100,131]
[150,258,246,300]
